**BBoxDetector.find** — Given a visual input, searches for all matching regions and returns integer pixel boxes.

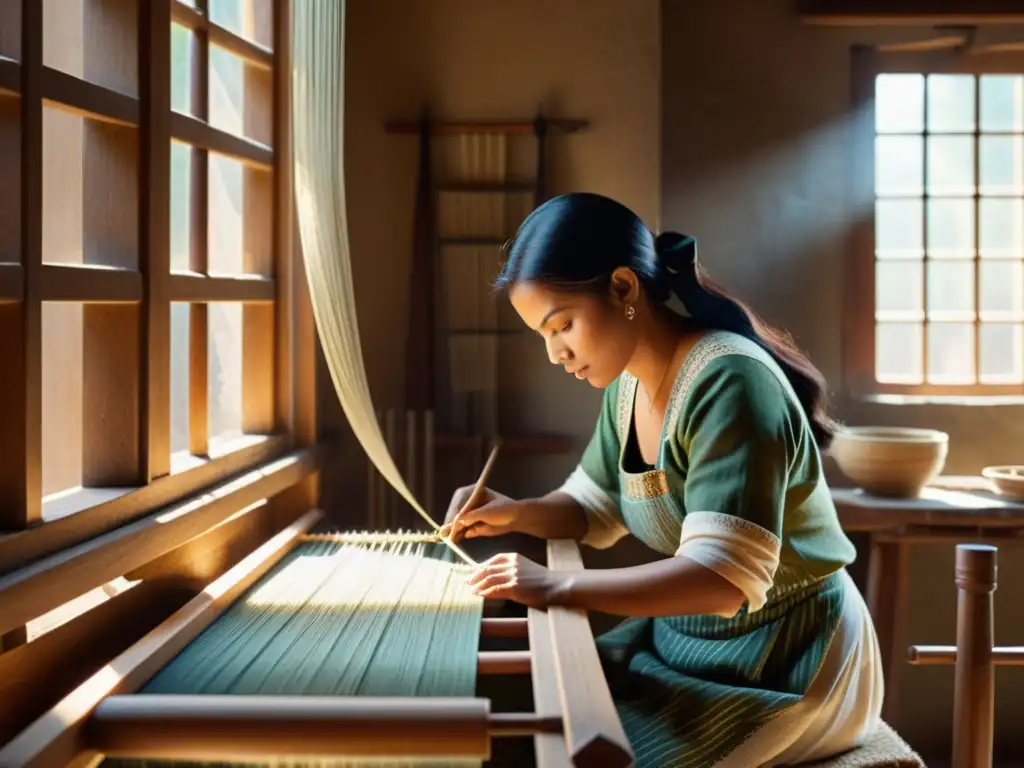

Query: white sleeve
[557,465,629,550]
[676,511,781,615]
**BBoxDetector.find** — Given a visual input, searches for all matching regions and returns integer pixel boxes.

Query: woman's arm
[556,555,746,618]
[467,551,747,619]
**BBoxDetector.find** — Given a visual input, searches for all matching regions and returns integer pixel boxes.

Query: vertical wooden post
[274,0,295,439]
[403,114,436,414]
[533,114,548,207]
[139,0,173,482]
[189,0,210,458]
[952,543,996,768]
[424,409,434,519]
[1,0,44,529]
[241,1,275,438]
[867,537,909,725]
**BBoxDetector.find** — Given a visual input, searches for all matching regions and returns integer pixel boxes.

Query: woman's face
[508,280,639,388]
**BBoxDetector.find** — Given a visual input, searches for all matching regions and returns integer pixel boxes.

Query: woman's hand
[466,552,567,609]
[440,485,520,542]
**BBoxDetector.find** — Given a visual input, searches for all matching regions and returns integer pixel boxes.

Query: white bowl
[830,426,949,498]
[982,465,1024,501]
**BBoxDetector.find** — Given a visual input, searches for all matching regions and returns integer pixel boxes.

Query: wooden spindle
[406,409,417,528]
[366,453,377,529]
[424,409,434,518]
[952,543,997,768]
[384,408,397,530]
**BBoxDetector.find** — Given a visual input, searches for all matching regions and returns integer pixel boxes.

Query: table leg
[866,537,909,725]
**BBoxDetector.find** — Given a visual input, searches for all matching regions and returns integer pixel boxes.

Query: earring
[625,305,636,320]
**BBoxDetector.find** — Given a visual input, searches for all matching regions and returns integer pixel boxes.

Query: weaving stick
[466,439,501,511]
[441,439,501,544]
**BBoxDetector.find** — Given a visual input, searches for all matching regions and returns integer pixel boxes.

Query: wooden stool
[792,720,924,767]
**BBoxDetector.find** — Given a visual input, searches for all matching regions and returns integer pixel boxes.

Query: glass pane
[209,45,244,138]
[876,199,923,259]
[927,260,975,321]
[980,75,1024,133]
[876,261,923,321]
[980,260,1024,321]
[927,322,975,384]
[927,199,974,259]
[209,0,273,48]
[979,198,1024,260]
[209,302,243,441]
[927,74,976,133]
[170,302,190,455]
[208,154,244,275]
[980,323,1024,384]
[170,141,192,273]
[171,23,193,115]
[876,74,925,133]
[876,136,923,196]
[876,322,923,384]
[209,44,273,145]
[927,136,974,196]
[979,136,1024,196]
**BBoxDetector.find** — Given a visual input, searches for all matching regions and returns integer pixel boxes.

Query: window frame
[845,45,1024,399]
[0,0,317,561]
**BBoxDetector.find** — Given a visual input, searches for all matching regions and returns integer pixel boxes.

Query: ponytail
[655,232,837,450]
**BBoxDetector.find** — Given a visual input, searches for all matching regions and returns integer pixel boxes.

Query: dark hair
[496,192,837,449]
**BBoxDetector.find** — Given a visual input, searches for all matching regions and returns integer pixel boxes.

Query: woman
[440,192,883,767]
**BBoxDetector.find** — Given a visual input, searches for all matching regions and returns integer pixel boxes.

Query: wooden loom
[0,508,635,768]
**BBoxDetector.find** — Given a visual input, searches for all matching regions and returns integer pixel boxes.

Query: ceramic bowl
[981,466,1024,501]
[830,426,949,498]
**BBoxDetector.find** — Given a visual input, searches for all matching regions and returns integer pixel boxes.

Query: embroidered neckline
[615,330,761,479]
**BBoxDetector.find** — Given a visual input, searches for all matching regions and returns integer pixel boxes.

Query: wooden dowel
[488,712,564,736]
[952,543,997,768]
[477,650,531,676]
[908,644,1024,666]
[384,408,397,529]
[374,408,386,527]
[406,409,417,526]
[90,694,490,759]
[366,453,377,529]
[481,617,529,639]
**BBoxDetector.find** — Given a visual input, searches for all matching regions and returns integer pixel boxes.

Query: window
[848,48,1024,397]
[0,0,309,535]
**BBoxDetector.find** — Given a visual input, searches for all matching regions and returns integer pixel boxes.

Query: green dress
[559,330,858,768]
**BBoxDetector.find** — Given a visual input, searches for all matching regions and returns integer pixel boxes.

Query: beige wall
[661,0,1024,758]
[327,0,661,518]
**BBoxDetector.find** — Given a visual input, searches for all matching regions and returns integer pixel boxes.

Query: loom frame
[0,520,635,768]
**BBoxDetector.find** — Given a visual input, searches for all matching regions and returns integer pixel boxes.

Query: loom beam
[91,694,511,760]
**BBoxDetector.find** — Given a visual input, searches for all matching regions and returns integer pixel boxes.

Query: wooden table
[833,478,1024,725]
